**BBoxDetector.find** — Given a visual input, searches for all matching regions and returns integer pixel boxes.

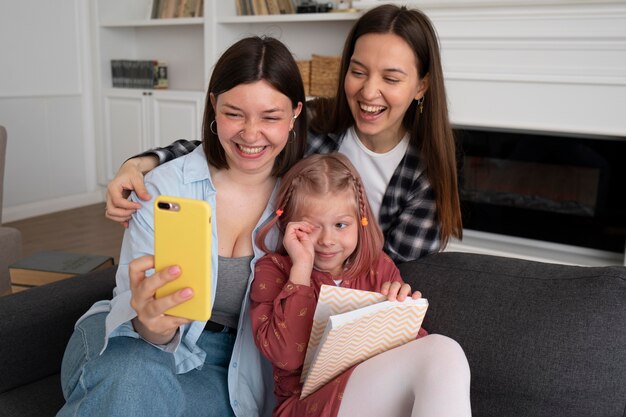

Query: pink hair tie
[276,209,284,217]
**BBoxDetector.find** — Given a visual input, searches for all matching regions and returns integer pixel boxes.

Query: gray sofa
[1,252,625,417]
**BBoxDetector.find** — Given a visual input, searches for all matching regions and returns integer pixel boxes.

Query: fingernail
[180,288,193,298]
[168,266,181,275]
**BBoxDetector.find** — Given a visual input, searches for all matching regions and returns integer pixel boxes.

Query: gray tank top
[210,255,253,329]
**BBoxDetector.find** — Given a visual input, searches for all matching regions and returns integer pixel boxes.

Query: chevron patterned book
[300,285,428,398]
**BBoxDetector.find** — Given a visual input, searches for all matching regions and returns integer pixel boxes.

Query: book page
[329,298,428,328]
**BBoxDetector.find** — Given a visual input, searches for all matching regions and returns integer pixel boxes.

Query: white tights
[337,334,471,417]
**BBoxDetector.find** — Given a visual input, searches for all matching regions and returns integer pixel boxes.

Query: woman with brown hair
[57,36,306,417]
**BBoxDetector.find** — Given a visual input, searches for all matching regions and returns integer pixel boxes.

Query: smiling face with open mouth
[211,79,301,176]
[344,33,428,152]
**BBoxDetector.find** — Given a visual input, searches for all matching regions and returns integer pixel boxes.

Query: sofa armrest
[0,266,117,393]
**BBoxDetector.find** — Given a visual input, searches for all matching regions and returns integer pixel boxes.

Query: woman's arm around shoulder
[105,139,201,226]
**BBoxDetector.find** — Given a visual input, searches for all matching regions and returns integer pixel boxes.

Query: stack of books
[10,251,115,292]
[151,0,204,19]
[110,60,168,89]
[235,0,295,15]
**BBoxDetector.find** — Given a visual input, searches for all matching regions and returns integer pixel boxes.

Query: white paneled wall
[0,0,101,222]
[428,3,626,137]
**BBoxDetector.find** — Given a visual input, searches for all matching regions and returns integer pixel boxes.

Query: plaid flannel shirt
[140,134,440,263]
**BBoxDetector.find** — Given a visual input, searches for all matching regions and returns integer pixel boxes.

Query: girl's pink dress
[250,253,426,417]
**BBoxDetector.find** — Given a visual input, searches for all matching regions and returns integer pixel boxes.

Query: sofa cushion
[0,374,64,417]
[399,252,626,417]
[0,266,117,394]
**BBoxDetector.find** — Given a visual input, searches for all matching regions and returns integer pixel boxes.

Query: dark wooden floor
[5,202,125,264]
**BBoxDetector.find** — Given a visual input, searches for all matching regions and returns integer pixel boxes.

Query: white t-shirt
[339,127,410,221]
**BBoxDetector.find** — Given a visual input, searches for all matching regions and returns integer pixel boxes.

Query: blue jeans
[57,313,236,417]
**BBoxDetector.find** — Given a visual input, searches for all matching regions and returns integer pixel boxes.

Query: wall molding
[428,3,626,39]
[445,71,626,87]
[0,93,83,100]
[446,230,625,266]
[3,191,104,223]
[442,39,626,86]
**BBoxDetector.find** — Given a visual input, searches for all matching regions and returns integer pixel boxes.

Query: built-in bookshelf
[93,0,208,183]
[95,0,359,97]
[207,2,356,65]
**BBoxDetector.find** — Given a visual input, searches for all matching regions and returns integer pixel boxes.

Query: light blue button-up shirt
[77,146,277,417]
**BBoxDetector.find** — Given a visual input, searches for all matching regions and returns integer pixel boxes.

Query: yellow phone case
[154,195,212,322]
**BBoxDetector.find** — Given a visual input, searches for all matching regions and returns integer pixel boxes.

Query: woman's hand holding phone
[129,255,193,345]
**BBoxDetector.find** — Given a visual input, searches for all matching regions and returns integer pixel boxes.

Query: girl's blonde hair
[256,153,384,280]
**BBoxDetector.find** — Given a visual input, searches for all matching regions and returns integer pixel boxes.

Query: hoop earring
[288,129,296,143]
[416,96,424,114]
[210,120,218,135]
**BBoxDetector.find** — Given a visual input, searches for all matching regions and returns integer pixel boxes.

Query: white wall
[0,0,101,223]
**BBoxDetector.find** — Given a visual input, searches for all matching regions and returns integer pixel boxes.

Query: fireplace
[455,127,626,256]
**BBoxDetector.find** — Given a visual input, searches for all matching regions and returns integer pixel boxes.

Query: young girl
[250,153,471,417]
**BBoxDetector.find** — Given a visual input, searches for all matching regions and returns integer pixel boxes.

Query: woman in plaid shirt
[105,4,463,264]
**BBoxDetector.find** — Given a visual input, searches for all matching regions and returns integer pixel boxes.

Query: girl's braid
[351,174,369,226]
[279,175,299,218]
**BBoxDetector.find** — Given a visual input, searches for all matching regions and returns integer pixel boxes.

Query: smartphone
[154,195,212,321]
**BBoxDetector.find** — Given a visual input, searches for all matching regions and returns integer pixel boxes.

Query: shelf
[100,17,203,27]
[103,87,205,95]
[217,12,361,24]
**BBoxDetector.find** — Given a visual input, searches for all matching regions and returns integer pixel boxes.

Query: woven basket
[310,54,341,98]
[296,60,311,96]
